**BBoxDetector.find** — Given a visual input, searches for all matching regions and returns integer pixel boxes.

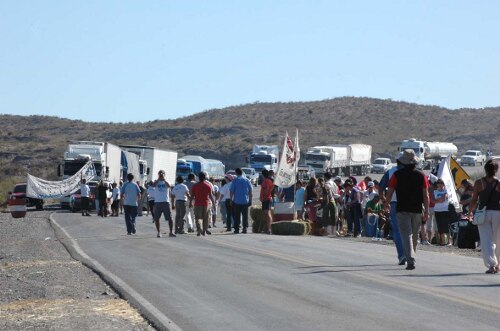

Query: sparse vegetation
[0,97,498,184]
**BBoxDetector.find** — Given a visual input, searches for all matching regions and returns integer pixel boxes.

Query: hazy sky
[1,1,499,122]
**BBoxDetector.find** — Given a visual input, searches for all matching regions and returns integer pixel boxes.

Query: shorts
[153,202,172,221]
[435,211,450,234]
[262,200,271,211]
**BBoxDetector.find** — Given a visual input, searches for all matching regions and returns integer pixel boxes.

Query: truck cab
[460,150,486,167]
[176,159,194,181]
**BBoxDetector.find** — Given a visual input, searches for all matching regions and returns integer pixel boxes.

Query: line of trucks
[58,141,225,209]
[50,138,468,209]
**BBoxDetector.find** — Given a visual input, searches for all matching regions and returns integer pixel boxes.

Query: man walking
[80,179,91,216]
[383,150,430,270]
[380,160,405,264]
[121,173,141,235]
[184,173,197,233]
[171,176,190,234]
[230,168,253,234]
[153,170,175,238]
[189,172,215,236]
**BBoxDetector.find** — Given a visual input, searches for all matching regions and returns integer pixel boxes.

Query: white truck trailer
[305,144,372,176]
[247,145,279,173]
[398,139,458,169]
[59,141,122,208]
[119,145,177,184]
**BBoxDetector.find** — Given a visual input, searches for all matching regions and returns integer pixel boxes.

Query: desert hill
[1,97,499,202]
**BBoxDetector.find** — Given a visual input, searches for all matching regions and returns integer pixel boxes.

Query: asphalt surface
[52,209,500,331]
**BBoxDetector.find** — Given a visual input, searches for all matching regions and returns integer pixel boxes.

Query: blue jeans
[348,204,362,236]
[232,203,249,231]
[124,205,138,234]
[390,202,404,261]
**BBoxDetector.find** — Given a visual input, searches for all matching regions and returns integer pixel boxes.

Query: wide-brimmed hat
[398,149,420,165]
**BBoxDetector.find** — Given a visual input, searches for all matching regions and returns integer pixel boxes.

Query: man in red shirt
[189,172,215,236]
[260,169,273,234]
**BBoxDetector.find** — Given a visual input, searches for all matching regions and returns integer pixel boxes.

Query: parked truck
[181,155,225,181]
[305,144,372,176]
[58,141,122,209]
[121,150,141,183]
[119,145,177,184]
[247,145,279,173]
[176,159,195,181]
[398,139,458,170]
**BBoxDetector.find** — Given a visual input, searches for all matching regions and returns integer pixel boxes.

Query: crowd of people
[78,152,500,273]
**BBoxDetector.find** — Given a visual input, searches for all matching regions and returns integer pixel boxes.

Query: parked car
[371,158,392,174]
[69,181,98,213]
[241,167,258,186]
[8,183,43,210]
[460,150,486,166]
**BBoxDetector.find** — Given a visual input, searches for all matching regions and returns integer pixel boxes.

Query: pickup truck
[460,150,486,167]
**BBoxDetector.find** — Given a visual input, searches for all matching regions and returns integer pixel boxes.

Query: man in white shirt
[80,179,91,217]
[153,170,174,238]
[171,176,191,234]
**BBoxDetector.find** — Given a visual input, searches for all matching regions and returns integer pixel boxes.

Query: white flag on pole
[437,155,460,210]
[274,131,299,188]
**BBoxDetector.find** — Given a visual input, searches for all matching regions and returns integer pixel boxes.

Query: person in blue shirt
[230,168,253,234]
[121,173,141,235]
[295,180,305,219]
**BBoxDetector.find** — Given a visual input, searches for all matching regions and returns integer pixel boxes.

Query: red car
[9,183,44,210]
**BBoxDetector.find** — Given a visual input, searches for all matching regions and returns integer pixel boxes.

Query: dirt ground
[0,209,155,331]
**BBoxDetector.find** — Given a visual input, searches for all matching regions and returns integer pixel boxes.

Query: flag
[449,157,470,190]
[437,155,460,210]
[274,131,299,188]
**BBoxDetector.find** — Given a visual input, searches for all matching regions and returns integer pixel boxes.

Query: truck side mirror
[245,156,249,163]
[8,191,12,195]
[147,168,150,175]
[57,164,62,177]
[105,166,110,177]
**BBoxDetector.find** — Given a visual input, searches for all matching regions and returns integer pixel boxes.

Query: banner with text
[274,130,300,188]
[27,161,95,199]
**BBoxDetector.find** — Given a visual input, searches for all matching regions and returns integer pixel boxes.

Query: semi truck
[181,155,225,181]
[305,144,372,176]
[58,141,122,208]
[119,145,177,184]
[398,139,458,169]
[176,159,194,181]
[247,145,279,173]
[121,150,141,183]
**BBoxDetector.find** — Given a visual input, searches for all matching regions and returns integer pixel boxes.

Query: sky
[1,1,499,123]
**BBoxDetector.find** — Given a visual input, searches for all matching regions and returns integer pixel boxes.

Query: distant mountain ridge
[1,97,499,184]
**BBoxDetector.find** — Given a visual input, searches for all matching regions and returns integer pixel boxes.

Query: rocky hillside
[0,97,498,201]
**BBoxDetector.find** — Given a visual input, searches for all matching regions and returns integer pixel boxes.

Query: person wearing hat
[383,149,430,270]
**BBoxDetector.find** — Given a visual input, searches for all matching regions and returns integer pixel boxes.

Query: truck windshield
[373,159,386,164]
[305,154,326,161]
[64,160,89,177]
[250,155,271,163]
[242,169,253,176]
[465,151,477,156]
[13,184,27,193]
[177,167,191,174]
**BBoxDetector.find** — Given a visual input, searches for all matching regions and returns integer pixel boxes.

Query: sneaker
[188,228,194,233]
[398,257,407,265]
[169,233,176,237]
[242,228,247,234]
[421,240,430,245]
[233,230,239,234]
[157,233,162,238]
[205,230,211,235]
[406,264,415,270]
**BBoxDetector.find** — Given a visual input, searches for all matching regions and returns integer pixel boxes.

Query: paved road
[52,210,499,331]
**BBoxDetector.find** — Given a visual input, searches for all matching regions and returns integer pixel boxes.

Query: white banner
[437,155,460,210]
[27,161,95,199]
[274,130,299,188]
